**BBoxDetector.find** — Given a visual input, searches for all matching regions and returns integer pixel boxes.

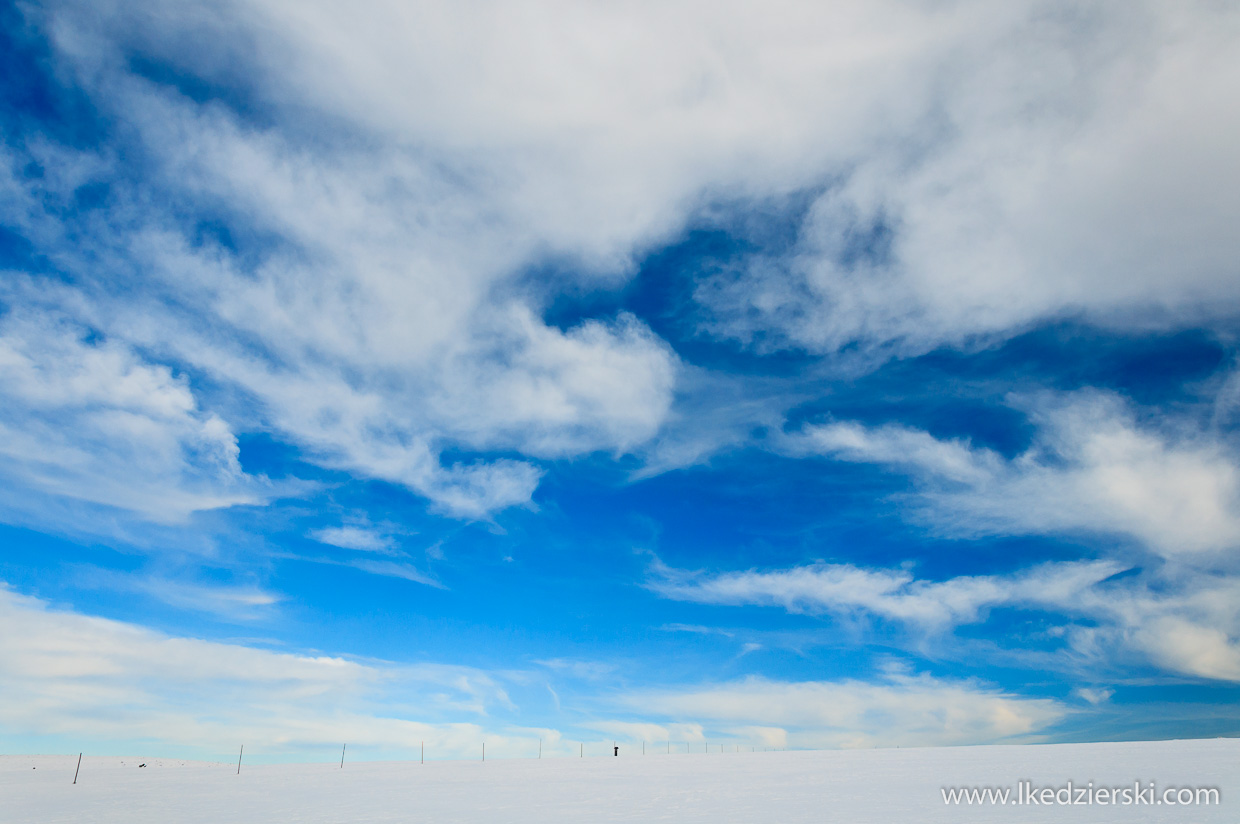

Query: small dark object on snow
[139,764,146,768]
[613,746,618,756]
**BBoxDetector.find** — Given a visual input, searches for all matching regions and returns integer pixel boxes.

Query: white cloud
[1132,617,1240,682]
[694,3,1240,357]
[0,307,269,523]
[298,528,446,587]
[1065,576,1240,682]
[0,585,534,758]
[1074,687,1113,705]
[617,668,1068,749]
[793,420,1003,485]
[432,308,678,458]
[650,558,1121,629]
[309,526,395,553]
[793,391,1240,556]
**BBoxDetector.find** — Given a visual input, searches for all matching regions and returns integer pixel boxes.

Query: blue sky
[2,0,1240,762]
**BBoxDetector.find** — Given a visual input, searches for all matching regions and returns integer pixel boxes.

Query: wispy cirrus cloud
[71,569,282,622]
[744,389,1240,681]
[650,555,1240,682]
[304,525,445,587]
[309,526,396,553]
[789,391,1240,557]
[344,559,445,589]
[649,557,1123,629]
[534,659,618,682]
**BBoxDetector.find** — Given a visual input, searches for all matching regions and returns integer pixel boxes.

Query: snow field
[3,738,1236,823]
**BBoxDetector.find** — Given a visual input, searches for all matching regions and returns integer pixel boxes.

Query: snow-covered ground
[4,738,1236,823]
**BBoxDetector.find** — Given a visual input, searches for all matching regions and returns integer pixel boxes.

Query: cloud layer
[6,0,1239,524]
[0,585,524,758]
[0,586,1068,756]
[1,0,1238,757]
[617,667,1067,749]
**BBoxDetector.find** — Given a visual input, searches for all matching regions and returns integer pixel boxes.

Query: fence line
[90,737,788,771]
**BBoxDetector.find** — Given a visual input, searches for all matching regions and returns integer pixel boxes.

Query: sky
[1,0,1239,763]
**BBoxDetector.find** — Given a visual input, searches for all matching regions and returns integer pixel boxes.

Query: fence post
[237,745,243,775]
[73,753,81,785]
